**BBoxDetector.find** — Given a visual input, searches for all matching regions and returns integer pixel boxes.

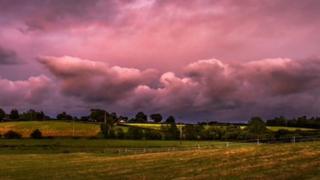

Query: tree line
[1,108,320,129]
[266,116,320,129]
[98,117,320,141]
[0,108,176,124]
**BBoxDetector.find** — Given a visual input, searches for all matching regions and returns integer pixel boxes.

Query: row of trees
[0,109,49,121]
[85,109,176,124]
[2,108,320,131]
[267,116,320,129]
[0,108,175,124]
[101,117,320,141]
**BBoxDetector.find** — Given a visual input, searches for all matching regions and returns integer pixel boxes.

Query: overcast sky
[1,0,320,122]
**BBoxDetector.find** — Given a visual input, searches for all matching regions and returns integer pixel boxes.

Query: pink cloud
[0,75,51,106]
[38,56,158,102]
[1,0,320,121]
[38,55,320,121]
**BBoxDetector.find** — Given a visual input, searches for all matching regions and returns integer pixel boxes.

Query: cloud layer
[0,46,20,65]
[1,0,320,121]
[37,56,320,121]
[0,75,51,107]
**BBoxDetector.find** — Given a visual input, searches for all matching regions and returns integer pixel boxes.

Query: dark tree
[20,109,36,121]
[135,112,147,123]
[56,112,73,120]
[183,125,205,140]
[36,111,45,120]
[126,127,144,139]
[100,114,118,138]
[247,117,267,136]
[150,113,163,123]
[4,130,22,139]
[165,116,175,124]
[30,129,42,139]
[0,108,5,121]
[90,109,108,122]
[9,109,19,120]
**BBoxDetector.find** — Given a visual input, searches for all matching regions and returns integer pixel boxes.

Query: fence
[99,134,320,156]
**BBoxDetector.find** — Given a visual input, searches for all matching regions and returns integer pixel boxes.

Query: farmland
[0,139,246,154]
[0,121,319,179]
[0,121,101,138]
[0,140,319,179]
[125,123,316,131]
[0,121,316,139]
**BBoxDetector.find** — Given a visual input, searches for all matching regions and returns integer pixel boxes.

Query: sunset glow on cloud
[1,0,320,122]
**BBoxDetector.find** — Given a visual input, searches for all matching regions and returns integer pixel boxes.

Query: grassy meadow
[0,121,319,179]
[0,141,319,179]
[0,139,246,154]
[0,121,101,137]
[0,121,316,139]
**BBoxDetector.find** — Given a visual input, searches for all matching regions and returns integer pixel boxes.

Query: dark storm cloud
[38,56,158,103]
[39,55,320,121]
[0,0,121,31]
[0,46,20,65]
[1,0,320,121]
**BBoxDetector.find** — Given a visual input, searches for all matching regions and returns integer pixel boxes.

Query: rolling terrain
[0,141,319,179]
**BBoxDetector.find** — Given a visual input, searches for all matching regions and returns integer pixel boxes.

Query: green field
[0,139,247,154]
[0,121,315,139]
[125,123,316,131]
[0,121,319,179]
[0,140,319,179]
[0,121,101,137]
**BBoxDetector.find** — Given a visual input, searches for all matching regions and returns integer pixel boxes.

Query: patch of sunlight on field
[0,141,319,179]
[125,123,316,132]
[0,121,100,137]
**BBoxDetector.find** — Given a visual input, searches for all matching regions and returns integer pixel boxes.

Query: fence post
[226,142,229,148]
[292,136,296,144]
[257,138,260,145]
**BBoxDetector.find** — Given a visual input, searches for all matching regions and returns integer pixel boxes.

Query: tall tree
[90,109,108,122]
[56,112,72,120]
[247,117,267,136]
[150,113,163,123]
[135,112,147,123]
[0,108,5,121]
[165,116,175,123]
[9,109,19,120]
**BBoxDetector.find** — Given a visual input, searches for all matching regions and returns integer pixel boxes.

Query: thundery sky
[1,0,320,122]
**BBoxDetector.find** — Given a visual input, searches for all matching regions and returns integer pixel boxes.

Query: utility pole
[72,118,75,137]
[104,110,107,126]
[179,124,183,144]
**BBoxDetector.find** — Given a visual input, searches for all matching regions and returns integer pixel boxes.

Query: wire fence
[95,135,320,156]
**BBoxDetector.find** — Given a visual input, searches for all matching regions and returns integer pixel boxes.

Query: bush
[30,129,42,139]
[115,128,125,139]
[4,130,22,139]
[126,127,144,139]
[144,129,162,140]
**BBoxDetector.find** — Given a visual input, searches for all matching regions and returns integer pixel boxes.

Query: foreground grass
[0,141,319,179]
